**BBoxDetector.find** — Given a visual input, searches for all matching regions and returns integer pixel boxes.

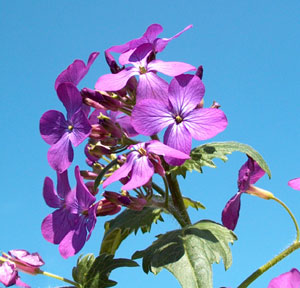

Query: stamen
[138,147,147,156]
[175,115,183,124]
[68,125,73,131]
[139,66,147,74]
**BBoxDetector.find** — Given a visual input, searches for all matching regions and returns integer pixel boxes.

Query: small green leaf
[100,207,164,255]
[183,197,205,210]
[169,141,271,179]
[132,220,237,288]
[72,253,138,288]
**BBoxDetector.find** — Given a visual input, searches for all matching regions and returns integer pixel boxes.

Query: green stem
[237,242,300,288]
[162,176,169,208]
[38,270,79,287]
[272,196,300,242]
[152,182,165,196]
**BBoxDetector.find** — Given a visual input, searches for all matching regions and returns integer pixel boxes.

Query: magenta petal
[40,110,68,145]
[47,134,73,173]
[0,262,17,287]
[131,99,173,136]
[56,83,82,119]
[288,178,300,191]
[147,140,190,160]
[102,152,137,188]
[95,67,138,91]
[148,60,196,76]
[268,268,300,288]
[154,24,193,52]
[55,52,99,90]
[122,156,154,190]
[8,250,44,267]
[128,43,153,64]
[137,73,169,103]
[184,108,228,140]
[68,110,91,147]
[221,192,242,231]
[168,75,205,114]
[117,115,139,137]
[15,278,30,288]
[43,177,62,208]
[56,170,71,199]
[163,123,192,166]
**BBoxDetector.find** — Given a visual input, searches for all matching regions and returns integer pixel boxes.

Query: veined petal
[102,152,138,188]
[8,250,44,267]
[116,115,139,137]
[288,178,300,191]
[163,123,192,166]
[95,67,138,91]
[168,75,205,114]
[56,169,71,199]
[122,156,154,190]
[56,83,82,119]
[154,24,193,52]
[221,192,242,231]
[137,73,169,103]
[131,99,173,136]
[147,60,196,76]
[40,110,68,145]
[55,52,99,90]
[184,108,228,140]
[146,140,190,159]
[128,43,153,65]
[47,134,73,173]
[43,177,62,208]
[69,110,92,147]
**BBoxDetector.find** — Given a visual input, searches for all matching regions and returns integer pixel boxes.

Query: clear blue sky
[1,1,300,287]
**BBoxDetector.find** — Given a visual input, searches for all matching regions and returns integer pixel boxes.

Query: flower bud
[246,185,274,200]
[96,199,121,216]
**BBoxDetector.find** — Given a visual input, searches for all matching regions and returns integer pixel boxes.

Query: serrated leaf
[100,207,164,255]
[183,197,205,210]
[132,220,237,288]
[169,141,271,179]
[72,253,138,288]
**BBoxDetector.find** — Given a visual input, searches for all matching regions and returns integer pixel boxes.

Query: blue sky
[1,1,300,287]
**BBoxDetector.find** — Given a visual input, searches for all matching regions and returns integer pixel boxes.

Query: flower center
[175,115,183,124]
[68,125,73,131]
[138,147,147,156]
[139,66,147,74]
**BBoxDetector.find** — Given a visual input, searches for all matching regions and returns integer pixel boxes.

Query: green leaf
[132,220,237,288]
[169,141,271,179]
[72,253,138,288]
[100,207,164,255]
[183,196,205,210]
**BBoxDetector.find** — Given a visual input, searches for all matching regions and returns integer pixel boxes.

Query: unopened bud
[246,185,274,200]
[96,199,121,216]
[211,101,221,109]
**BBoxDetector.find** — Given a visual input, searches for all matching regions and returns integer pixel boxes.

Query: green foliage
[183,196,205,210]
[72,253,138,288]
[132,220,237,288]
[100,207,164,255]
[169,141,271,179]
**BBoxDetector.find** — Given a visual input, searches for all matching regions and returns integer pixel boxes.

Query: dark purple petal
[137,73,169,103]
[56,169,71,199]
[221,193,242,231]
[55,52,99,90]
[163,123,192,166]
[288,178,300,191]
[56,83,82,119]
[154,24,193,52]
[131,99,173,135]
[40,110,68,145]
[146,140,190,160]
[128,43,153,64]
[116,115,139,137]
[47,134,73,173]
[122,156,154,190]
[69,110,91,147]
[168,75,205,114]
[86,203,98,240]
[43,177,62,208]
[184,108,228,140]
[102,152,138,188]
[0,262,17,287]
[147,60,196,76]
[268,268,300,288]
[95,67,138,92]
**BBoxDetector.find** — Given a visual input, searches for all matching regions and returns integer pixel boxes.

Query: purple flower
[0,250,44,287]
[268,268,300,288]
[222,156,273,230]
[131,74,228,165]
[40,83,92,173]
[102,140,190,190]
[288,178,300,190]
[105,24,192,67]
[95,43,196,103]
[41,166,98,258]
[55,52,99,90]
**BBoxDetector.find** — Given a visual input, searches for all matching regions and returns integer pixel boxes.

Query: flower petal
[288,178,300,191]
[47,134,73,173]
[0,262,17,287]
[56,169,71,199]
[148,60,196,76]
[131,99,173,136]
[55,52,99,90]
[268,268,300,288]
[69,110,91,147]
[8,250,44,267]
[221,192,242,231]
[43,176,62,208]
[163,123,192,166]
[40,110,68,145]
[184,108,228,140]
